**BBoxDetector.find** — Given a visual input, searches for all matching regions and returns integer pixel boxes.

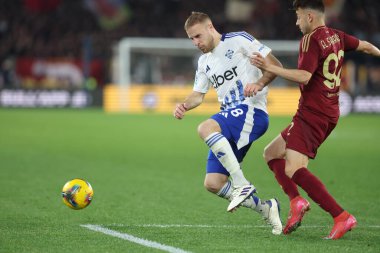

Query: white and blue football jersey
[193,31,271,112]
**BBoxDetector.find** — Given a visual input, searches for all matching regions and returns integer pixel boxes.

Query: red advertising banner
[15,58,104,89]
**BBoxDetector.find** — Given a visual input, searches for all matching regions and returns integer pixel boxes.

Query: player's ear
[207,22,213,30]
[307,12,313,23]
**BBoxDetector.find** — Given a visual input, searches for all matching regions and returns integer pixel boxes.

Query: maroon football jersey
[297,26,359,120]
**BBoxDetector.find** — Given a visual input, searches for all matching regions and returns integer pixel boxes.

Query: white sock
[217,180,268,214]
[205,132,250,187]
[216,180,233,199]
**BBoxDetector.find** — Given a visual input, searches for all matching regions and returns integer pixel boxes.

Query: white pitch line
[81,224,191,253]
[101,224,380,229]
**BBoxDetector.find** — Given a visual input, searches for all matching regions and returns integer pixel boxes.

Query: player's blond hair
[184,12,211,31]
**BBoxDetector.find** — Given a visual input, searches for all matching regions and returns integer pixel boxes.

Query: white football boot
[227,184,255,212]
[262,198,283,235]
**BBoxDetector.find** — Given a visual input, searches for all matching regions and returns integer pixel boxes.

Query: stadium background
[0,0,380,114]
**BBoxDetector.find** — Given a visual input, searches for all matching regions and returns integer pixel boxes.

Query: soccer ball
[62,178,94,210]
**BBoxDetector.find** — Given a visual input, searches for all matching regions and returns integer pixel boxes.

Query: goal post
[106,38,300,114]
[114,38,299,86]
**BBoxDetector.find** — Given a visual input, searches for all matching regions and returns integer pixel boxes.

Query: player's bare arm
[173,91,205,120]
[356,40,380,57]
[244,53,282,96]
[250,52,312,84]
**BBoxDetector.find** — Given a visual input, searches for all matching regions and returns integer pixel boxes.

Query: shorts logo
[287,122,294,136]
[219,112,228,118]
[225,49,234,59]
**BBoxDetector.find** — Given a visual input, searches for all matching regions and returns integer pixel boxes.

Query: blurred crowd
[0,0,379,92]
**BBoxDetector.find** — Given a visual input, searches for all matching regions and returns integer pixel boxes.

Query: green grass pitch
[0,108,379,253]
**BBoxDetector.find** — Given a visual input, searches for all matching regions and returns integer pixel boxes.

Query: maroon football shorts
[280,109,338,159]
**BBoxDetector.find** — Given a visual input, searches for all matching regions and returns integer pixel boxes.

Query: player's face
[296,9,311,34]
[186,22,214,53]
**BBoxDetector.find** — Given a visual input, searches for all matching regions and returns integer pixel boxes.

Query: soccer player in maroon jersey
[249,0,380,239]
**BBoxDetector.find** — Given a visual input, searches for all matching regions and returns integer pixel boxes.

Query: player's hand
[173,103,187,120]
[250,52,268,70]
[244,82,265,97]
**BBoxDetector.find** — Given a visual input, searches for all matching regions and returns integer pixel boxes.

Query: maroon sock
[268,159,299,200]
[292,167,344,218]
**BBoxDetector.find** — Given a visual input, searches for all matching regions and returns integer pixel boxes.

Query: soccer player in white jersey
[173,12,283,235]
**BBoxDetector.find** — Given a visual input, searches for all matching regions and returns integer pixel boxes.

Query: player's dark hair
[184,11,211,30]
[293,0,325,13]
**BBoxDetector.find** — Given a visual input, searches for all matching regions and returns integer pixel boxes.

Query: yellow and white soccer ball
[62,178,94,210]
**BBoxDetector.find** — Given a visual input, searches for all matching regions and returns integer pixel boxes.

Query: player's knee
[263,146,271,162]
[263,145,276,162]
[203,179,221,193]
[197,121,208,139]
[197,120,220,140]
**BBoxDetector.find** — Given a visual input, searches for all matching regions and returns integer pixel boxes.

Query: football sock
[217,180,268,214]
[268,159,299,200]
[292,167,344,218]
[217,180,233,199]
[247,195,270,215]
[205,132,250,187]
